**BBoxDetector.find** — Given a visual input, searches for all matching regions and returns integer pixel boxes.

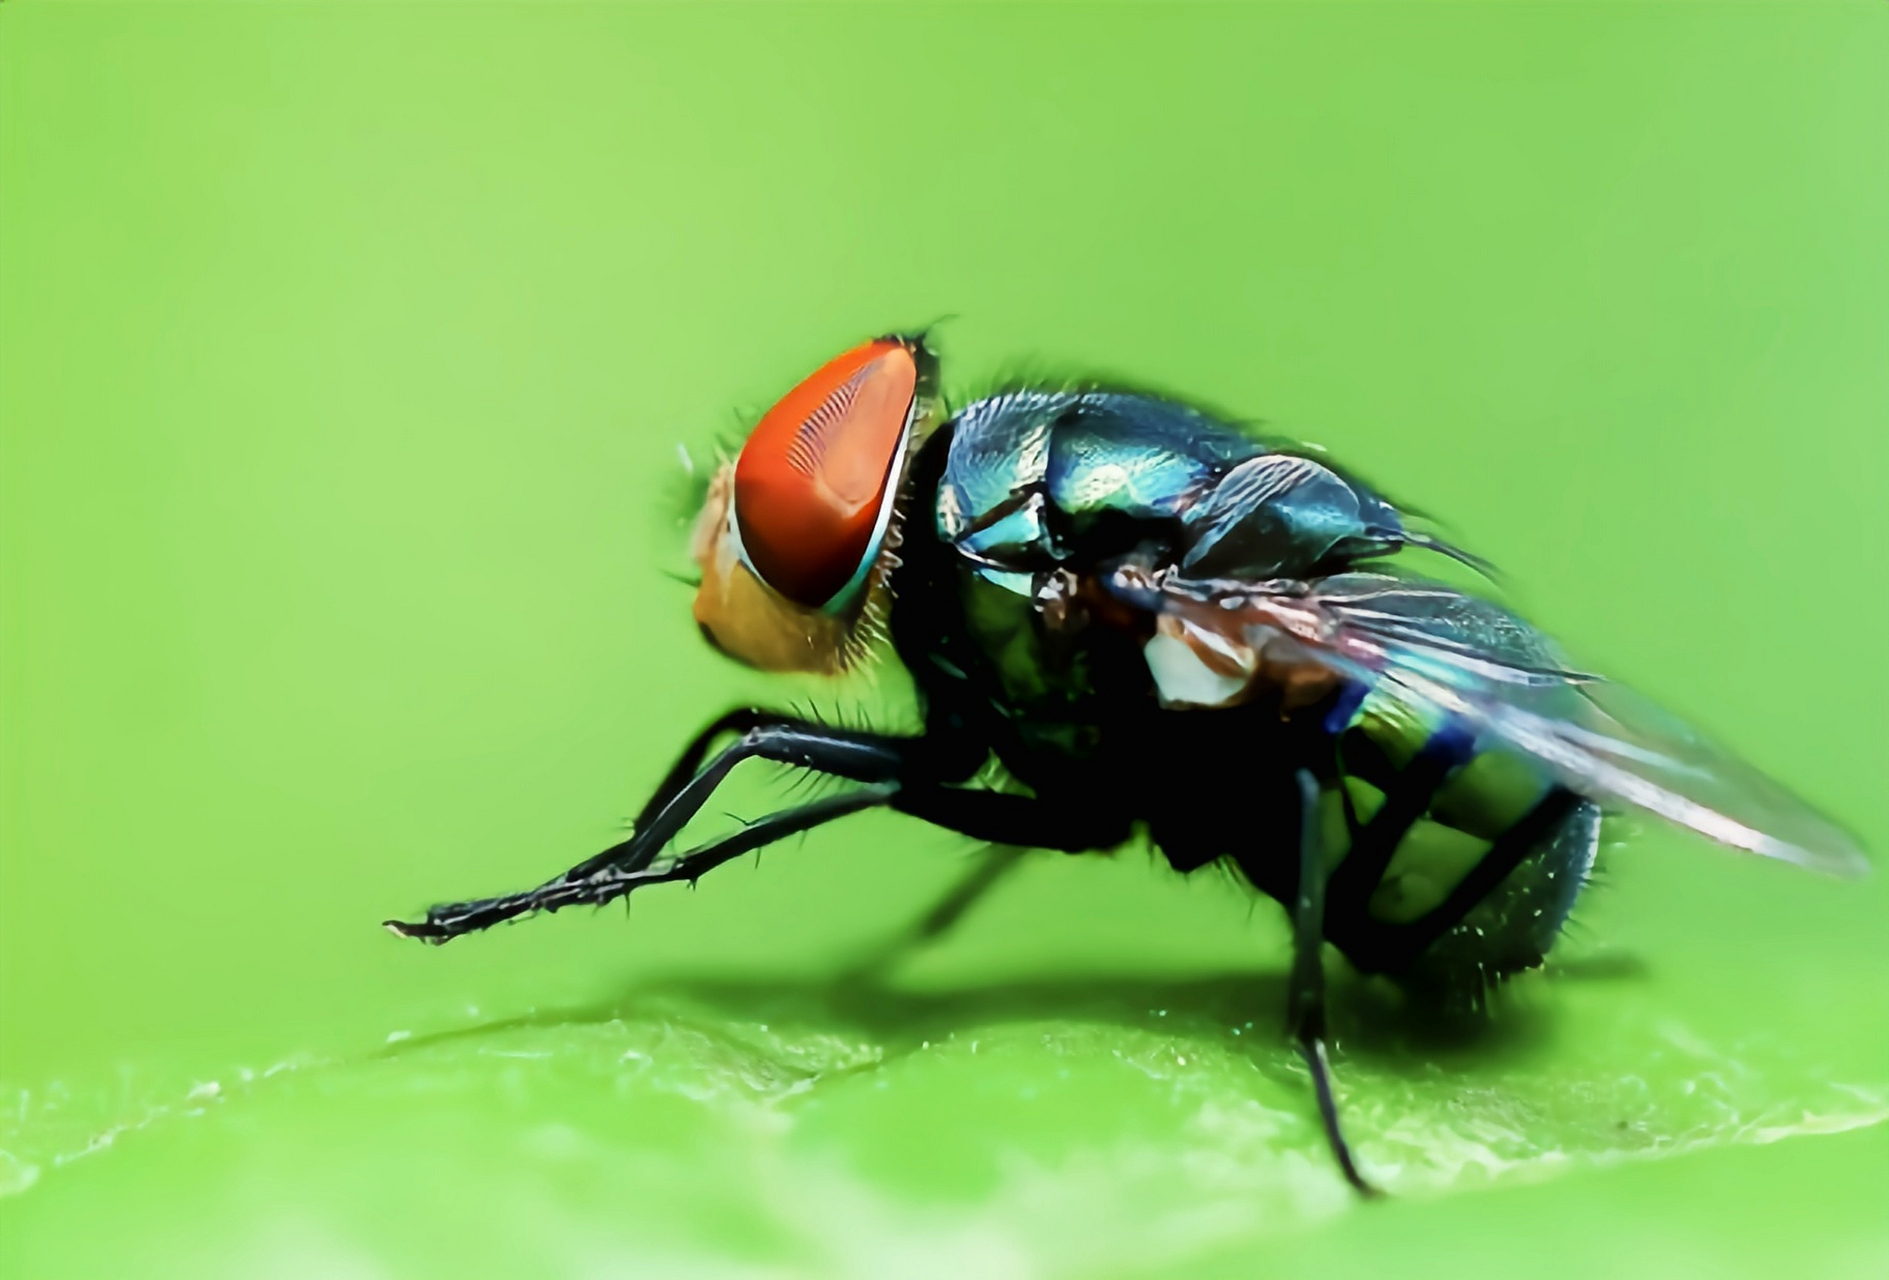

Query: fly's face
[691,336,938,674]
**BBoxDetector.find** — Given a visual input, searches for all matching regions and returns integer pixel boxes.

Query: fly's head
[691,335,939,674]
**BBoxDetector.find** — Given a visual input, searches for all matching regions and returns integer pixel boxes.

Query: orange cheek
[690,468,850,674]
[733,339,917,609]
[692,532,851,675]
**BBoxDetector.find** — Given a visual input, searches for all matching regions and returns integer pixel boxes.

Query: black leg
[549,709,770,885]
[388,786,896,941]
[597,717,907,875]
[388,720,1120,945]
[1287,768,1381,1197]
[1324,730,1466,938]
[563,709,951,883]
[389,717,914,943]
[630,710,782,834]
[1369,786,1583,974]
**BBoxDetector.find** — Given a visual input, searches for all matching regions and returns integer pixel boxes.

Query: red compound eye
[732,338,919,610]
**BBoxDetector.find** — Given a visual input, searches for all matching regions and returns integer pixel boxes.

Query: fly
[387,333,1867,1194]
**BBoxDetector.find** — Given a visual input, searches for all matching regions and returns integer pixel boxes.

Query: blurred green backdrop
[2,4,1885,1277]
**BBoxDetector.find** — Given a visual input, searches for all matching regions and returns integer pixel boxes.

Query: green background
[3,4,1886,1276]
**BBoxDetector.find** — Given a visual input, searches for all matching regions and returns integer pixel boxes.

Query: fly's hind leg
[1287,768,1382,1197]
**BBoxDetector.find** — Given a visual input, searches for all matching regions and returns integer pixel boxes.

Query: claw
[383,918,449,943]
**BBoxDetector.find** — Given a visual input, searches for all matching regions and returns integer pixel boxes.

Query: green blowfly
[390,334,1867,1194]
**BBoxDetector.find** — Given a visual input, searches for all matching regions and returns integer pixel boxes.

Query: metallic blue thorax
[934,390,1409,591]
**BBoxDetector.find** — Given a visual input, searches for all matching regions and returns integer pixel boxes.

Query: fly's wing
[1108,568,1868,879]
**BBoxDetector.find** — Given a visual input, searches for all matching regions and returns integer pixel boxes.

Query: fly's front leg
[577,709,785,879]
[391,787,898,934]
[387,714,915,943]
[1287,768,1381,1197]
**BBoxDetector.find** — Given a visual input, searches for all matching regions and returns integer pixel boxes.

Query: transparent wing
[1114,568,1868,879]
